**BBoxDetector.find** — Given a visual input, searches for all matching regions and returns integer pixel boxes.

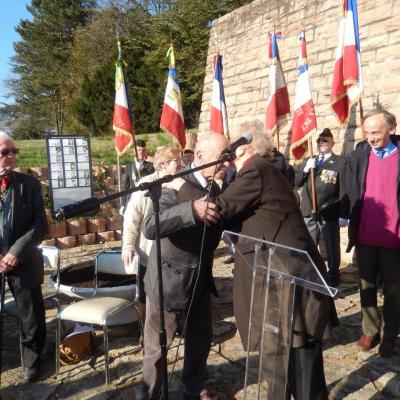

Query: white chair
[41,245,62,312]
[55,249,143,384]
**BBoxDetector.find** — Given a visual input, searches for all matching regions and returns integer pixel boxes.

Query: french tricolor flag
[331,0,363,125]
[291,32,317,160]
[210,54,229,136]
[160,46,186,148]
[265,33,290,133]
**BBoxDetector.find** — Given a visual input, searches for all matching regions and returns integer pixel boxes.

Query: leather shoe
[357,334,379,351]
[379,340,395,358]
[23,365,41,383]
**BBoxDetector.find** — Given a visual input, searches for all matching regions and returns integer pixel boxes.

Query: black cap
[317,128,333,141]
[135,139,146,147]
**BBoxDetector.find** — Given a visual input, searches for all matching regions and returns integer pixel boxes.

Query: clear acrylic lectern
[224,231,337,400]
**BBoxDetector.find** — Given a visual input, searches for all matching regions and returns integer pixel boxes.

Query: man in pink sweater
[346,108,400,358]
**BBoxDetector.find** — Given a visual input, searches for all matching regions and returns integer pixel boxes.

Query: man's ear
[196,150,202,161]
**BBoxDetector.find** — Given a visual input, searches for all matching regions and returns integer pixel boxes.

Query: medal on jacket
[320,169,337,184]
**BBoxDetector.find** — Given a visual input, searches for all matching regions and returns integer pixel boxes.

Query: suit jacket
[295,153,348,220]
[143,172,221,312]
[123,160,155,206]
[6,172,47,288]
[216,155,338,349]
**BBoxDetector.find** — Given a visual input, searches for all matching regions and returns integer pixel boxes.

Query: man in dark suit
[211,121,338,400]
[0,132,47,383]
[295,128,348,286]
[123,139,155,207]
[138,133,230,400]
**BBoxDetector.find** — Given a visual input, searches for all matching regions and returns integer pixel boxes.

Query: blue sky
[0,1,31,104]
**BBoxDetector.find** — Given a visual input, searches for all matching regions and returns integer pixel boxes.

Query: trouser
[304,217,340,278]
[286,341,328,400]
[6,275,46,368]
[355,244,400,342]
[140,294,212,399]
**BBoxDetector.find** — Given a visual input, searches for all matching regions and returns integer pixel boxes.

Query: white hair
[0,131,15,146]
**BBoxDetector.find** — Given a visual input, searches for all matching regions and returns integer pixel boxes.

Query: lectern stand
[224,231,337,399]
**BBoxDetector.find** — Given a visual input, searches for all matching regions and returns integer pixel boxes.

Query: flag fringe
[113,126,133,156]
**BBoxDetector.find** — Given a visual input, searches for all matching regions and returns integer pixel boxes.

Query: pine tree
[9,0,97,138]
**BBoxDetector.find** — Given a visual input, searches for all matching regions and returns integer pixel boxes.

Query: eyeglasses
[317,139,330,144]
[0,148,19,157]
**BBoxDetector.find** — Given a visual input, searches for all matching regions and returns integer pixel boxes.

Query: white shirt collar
[191,162,208,188]
[319,152,332,160]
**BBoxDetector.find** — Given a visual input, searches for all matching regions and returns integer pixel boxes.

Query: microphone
[222,132,253,154]
[55,196,101,221]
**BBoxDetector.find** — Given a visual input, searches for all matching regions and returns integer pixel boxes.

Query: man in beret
[295,128,348,287]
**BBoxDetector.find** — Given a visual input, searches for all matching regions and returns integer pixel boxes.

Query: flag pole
[308,137,318,218]
[276,126,280,151]
[359,99,365,139]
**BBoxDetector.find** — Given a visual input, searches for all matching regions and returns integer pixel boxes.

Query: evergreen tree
[9,0,97,138]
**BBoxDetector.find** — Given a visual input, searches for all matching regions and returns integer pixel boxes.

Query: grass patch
[15,132,176,168]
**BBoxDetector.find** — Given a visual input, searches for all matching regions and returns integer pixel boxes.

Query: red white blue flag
[113,42,133,156]
[160,46,186,148]
[331,0,363,125]
[291,32,317,160]
[265,33,290,132]
[210,54,229,137]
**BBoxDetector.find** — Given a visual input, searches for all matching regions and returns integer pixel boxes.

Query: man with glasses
[347,109,400,358]
[0,131,47,382]
[295,128,348,287]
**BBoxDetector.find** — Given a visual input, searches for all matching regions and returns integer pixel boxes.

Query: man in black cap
[295,128,348,286]
[123,139,155,208]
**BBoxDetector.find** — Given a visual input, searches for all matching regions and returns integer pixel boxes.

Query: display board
[46,135,94,216]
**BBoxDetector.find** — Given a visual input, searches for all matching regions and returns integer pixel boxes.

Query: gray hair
[0,131,14,146]
[231,120,274,159]
[363,108,397,130]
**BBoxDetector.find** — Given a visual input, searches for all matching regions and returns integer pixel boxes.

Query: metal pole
[117,155,122,207]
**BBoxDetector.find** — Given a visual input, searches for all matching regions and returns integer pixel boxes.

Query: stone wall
[198,0,400,158]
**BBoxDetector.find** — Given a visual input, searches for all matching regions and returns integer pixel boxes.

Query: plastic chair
[55,249,143,384]
[41,245,62,312]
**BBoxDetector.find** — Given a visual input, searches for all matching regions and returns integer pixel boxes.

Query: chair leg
[56,317,61,376]
[16,317,25,369]
[103,325,110,385]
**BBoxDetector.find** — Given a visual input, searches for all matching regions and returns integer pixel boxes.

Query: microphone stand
[56,154,232,399]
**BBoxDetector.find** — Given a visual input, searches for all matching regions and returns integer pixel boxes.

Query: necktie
[316,157,324,172]
[0,175,9,204]
[377,149,385,159]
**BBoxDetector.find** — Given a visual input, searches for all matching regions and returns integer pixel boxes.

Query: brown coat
[216,155,338,349]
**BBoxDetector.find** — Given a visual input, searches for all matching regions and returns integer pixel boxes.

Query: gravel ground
[1,240,399,400]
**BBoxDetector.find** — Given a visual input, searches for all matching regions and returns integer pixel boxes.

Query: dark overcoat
[7,172,48,288]
[216,155,338,349]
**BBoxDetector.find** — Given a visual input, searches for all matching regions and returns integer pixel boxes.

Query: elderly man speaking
[137,133,230,400]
